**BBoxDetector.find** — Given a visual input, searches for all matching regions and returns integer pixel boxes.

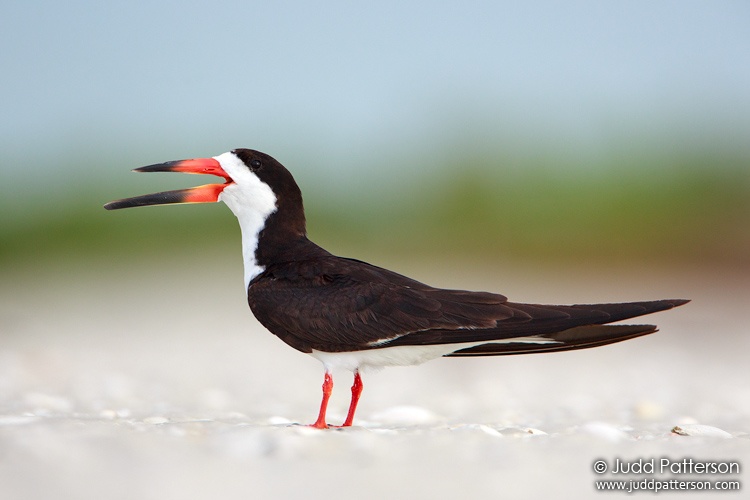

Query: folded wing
[247,256,688,354]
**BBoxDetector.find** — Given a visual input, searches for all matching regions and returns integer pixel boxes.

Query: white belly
[310,336,558,371]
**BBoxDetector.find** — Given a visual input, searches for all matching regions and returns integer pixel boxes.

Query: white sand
[1,256,747,499]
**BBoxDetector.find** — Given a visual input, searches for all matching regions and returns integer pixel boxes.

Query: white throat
[214,152,278,290]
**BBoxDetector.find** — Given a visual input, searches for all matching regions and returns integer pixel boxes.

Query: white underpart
[310,336,561,372]
[215,152,278,290]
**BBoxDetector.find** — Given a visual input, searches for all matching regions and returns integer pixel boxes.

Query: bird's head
[105,148,306,235]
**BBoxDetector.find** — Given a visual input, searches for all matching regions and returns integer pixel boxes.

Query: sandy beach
[1,255,747,499]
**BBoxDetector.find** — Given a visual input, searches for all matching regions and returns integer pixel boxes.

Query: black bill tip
[132,160,185,173]
[104,189,189,210]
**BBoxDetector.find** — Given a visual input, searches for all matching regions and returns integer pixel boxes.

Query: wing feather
[247,256,687,354]
[248,257,510,352]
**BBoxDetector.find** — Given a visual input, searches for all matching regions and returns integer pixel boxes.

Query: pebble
[370,405,439,426]
[449,424,503,437]
[671,424,732,438]
[0,415,40,426]
[267,416,294,425]
[143,416,170,425]
[580,422,629,442]
[523,427,547,436]
[99,409,118,420]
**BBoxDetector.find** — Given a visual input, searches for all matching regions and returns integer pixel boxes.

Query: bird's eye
[249,159,262,170]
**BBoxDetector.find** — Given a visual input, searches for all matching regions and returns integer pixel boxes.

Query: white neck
[214,152,278,290]
[234,203,273,289]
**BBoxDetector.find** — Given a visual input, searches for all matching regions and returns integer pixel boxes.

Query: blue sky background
[2,0,749,194]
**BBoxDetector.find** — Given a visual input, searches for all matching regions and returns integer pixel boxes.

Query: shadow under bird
[105,148,688,428]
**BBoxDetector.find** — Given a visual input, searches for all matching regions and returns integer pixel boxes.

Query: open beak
[104,158,232,210]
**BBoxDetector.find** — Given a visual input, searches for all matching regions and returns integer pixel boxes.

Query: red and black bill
[104,158,232,210]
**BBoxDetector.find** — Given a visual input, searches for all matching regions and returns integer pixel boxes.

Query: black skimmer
[105,149,688,428]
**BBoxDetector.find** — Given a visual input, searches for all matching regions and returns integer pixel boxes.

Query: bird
[104,148,688,429]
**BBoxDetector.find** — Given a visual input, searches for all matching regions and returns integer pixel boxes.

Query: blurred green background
[2,1,749,273]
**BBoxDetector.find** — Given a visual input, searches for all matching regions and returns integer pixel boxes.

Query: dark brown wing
[247,256,518,352]
[382,299,687,346]
[247,255,688,354]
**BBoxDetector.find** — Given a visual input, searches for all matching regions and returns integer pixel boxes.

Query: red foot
[341,371,363,427]
[309,371,333,429]
[307,371,364,429]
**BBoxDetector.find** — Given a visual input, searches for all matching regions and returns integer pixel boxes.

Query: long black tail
[441,298,689,357]
[447,324,659,356]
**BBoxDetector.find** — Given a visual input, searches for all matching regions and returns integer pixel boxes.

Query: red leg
[341,371,363,427]
[310,371,333,429]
